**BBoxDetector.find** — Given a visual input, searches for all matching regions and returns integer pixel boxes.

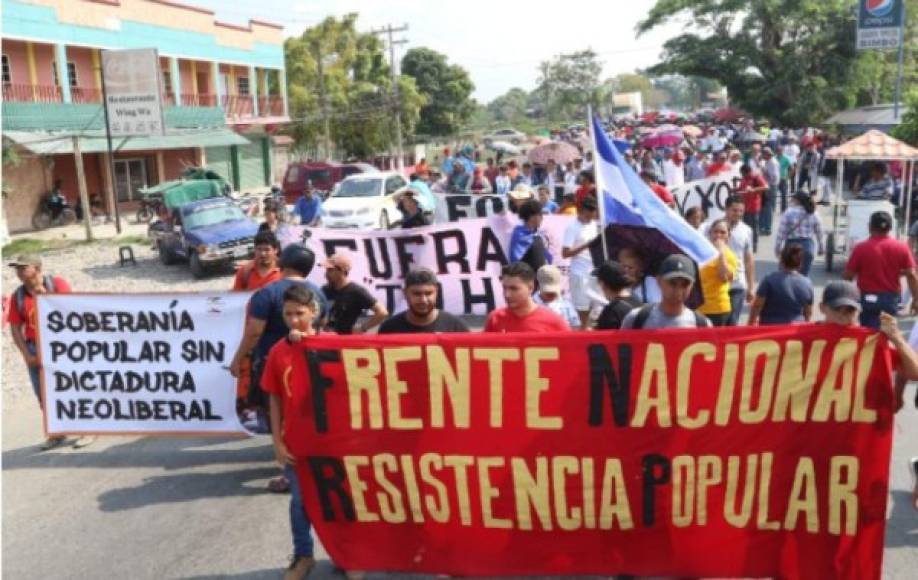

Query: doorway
[114,158,148,202]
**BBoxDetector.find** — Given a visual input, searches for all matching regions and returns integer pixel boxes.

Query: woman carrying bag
[774,192,824,277]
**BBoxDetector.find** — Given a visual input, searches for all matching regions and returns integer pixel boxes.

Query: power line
[370,23,408,169]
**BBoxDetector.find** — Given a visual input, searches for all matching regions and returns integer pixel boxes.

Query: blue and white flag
[590,115,717,265]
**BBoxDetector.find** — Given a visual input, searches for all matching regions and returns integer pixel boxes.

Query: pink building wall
[3,40,29,85]
[32,42,55,86]
[66,46,96,89]
[178,60,194,96]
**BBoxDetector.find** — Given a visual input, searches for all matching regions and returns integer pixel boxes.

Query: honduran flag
[590,115,717,265]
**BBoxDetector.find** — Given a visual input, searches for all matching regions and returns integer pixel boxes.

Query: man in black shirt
[321,254,388,334]
[378,268,470,334]
[594,260,641,330]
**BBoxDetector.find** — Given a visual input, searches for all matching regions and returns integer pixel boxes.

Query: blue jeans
[728,288,746,326]
[859,292,899,330]
[743,212,759,252]
[760,187,776,233]
[787,238,815,277]
[286,464,314,558]
[26,341,42,406]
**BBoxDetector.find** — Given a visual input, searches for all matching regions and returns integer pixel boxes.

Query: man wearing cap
[293,180,322,227]
[7,254,93,450]
[621,254,712,329]
[320,254,388,335]
[230,244,328,429]
[533,265,581,329]
[843,211,918,328]
[594,260,641,330]
[562,197,600,328]
[378,268,469,334]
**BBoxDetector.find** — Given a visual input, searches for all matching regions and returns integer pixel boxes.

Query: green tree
[487,88,530,122]
[637,0,901,125]
[401,47,476,137]
[891,90,918,145]
[536,49,604,120]
[284,15,423,159]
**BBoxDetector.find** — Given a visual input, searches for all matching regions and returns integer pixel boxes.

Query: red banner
[285,324,894,579]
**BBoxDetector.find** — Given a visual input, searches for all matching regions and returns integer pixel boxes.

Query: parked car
[482,128,526,145]
[281,161,377,204]
[155,197,259,279]
[320,171,407,230]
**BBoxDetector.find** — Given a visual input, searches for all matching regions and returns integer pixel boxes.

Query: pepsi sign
[857,0,904,50]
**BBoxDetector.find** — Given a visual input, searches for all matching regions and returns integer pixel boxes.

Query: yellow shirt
[698,247,737,315]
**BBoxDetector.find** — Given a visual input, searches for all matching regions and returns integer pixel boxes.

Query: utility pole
[312,39,332,161]
[371,24,408,171]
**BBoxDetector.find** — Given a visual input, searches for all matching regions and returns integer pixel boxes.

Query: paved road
[2,229,917,579]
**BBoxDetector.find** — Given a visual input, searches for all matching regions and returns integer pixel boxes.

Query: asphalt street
[2,227,917,579]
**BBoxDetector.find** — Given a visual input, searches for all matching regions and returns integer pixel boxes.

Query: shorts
[569,272,594,311]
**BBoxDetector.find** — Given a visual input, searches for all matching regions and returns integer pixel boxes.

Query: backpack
[631,304,709,330]
[14,275,56,315]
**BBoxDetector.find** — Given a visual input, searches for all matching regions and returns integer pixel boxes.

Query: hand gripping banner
[284,325,894,579]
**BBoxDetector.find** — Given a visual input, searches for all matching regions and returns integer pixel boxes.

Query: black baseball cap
[869,211,893,232]
[279,244,316,276]
[659,254,696,282]
[822,281,861,311]
[593,260,632,290]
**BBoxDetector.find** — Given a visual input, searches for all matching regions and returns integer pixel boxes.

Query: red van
[281,161,377,203]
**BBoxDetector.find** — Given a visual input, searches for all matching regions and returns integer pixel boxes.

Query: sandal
[268,475,290,493]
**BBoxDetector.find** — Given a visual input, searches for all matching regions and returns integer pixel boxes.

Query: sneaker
[39,436,66,451]
[284,556,316,580]
[72,435,97,449]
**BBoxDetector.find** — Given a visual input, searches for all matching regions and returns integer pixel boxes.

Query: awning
[4,128,249,156]
[825,129,918,161]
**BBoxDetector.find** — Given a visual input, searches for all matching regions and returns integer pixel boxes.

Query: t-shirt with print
[377,311,470,334]
[7,276,72,342]
[755,270,814,324]
[484,305,570,333]
[261,337,313,452]
[249,278,328,358]
[322,282,378,335]
[563,219,599,276]
[596,296,641,330]
[620,304,712,329]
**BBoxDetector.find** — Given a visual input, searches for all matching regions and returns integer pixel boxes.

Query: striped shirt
[775,206,824,253]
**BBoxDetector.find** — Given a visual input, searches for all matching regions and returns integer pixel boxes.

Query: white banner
[670,174,742,220]
[101,48,166,136]
[38,293,249,436]
[433,193,508,223]
[289,215,575,316]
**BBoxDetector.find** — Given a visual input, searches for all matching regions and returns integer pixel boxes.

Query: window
[2,55,11,84]
[162,71,172,95]
[51,61,78,87]
[236,76,250,96]
[385,176,406,195]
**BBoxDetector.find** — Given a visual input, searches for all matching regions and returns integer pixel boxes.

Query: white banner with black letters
[433,192,508,223]
[38,293,249,436]
[670,174,742,220]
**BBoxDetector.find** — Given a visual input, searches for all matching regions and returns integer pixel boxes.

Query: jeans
[728,288,746,326]
[859,292,899,330]
[286,464,315,558]
[787,237,815,277]
[707,312,731,327]
[743,212,759,252]
[779,179,788,212]
[26,341,42,406]
[760,187,776,233]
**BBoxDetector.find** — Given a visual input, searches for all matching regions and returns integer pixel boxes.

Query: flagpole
[588,105,610,262]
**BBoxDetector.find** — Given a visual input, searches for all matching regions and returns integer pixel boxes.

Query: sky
[191,0,687,102]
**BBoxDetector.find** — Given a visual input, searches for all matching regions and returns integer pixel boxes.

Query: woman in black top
[398,191,431,229]
[594,260,641,330]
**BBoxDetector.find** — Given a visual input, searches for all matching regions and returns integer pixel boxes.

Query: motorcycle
[136,193,165,223]
[32,193,77,230]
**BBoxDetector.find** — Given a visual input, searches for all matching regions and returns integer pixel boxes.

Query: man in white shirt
[721,195,756,325]
[662,149,686,188]
[562,197,600,328]
[704,128,725,153]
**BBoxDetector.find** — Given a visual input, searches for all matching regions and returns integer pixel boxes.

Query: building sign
[857,0,904,50]
[101,48,166,136]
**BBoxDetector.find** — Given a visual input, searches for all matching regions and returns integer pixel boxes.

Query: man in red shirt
[844,211,918,328]
[484,262,570,332]
[705,151,732,177]
[640,171,675,207]
[737,164,769,252]
[575,170,597,207]
[6,254,91,450]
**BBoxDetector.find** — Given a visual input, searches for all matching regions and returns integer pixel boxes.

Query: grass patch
[3,234,148,256]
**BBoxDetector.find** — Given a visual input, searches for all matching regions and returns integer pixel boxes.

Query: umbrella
[656,124,683,135]
[682,125,703,138]
[527,141,581,165]
[487,141,521,155]
[641,132,683,149]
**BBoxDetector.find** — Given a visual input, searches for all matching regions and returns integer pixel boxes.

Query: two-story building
[2,0,291,232]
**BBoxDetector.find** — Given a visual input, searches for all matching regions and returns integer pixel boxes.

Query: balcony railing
[3,83,63,103]
[161,92,176,106]
[222,94,254,118]
[181,93,218,107]
[71,86,102,104]
[257,95,285,116]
